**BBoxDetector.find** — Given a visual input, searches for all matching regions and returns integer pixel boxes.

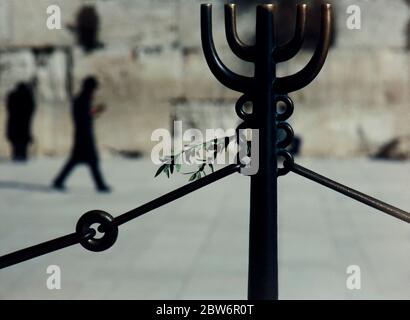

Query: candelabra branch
[201,4,253,93]
[274,4,331,93]
[225,4,255,62]
[274,4,307,63]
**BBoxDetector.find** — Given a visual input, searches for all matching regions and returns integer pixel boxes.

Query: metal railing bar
[0,233,85,270]
[0,164,241,269]
[112,164,241,227]
[289,162,410,224]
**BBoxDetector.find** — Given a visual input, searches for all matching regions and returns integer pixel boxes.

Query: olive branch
[154,136,233,182]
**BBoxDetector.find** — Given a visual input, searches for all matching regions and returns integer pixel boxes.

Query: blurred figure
[53,76,111,192]
[289,135,302,156]
[5,82,36,162]
[75,5,102,52]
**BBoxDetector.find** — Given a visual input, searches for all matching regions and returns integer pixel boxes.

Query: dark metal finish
[275,95,294,122]
[274,4,332,94]
[225,4,255,62]
[277,122,294,149]
[201,3,333,300]
[235,94,253,121]
[274,4,307,63]
[288,162,410,224]
[247,4,278,300]
[0,230,95,269]
[76,210,119,252]
[201,4,252,92]
[277,150,294,177]
[201,3,281,299]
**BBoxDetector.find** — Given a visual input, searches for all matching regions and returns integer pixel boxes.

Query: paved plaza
[0,157,410,299]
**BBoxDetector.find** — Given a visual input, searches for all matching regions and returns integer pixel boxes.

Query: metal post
[248,4,278,300]
[201,2,332,300]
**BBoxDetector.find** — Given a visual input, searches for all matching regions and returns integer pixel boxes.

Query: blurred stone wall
[0,0,408,158]
[177,0,410,157]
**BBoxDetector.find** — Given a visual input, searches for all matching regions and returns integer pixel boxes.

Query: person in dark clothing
[5,82,36,162]
[288,135,302,156]
[53,76,111,192]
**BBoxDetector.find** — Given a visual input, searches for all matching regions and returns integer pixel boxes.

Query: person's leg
[12,143,27,162]
[88,160,110,192]
[11,143,19,161]
[20,142,28,161]
[53,158,77,189]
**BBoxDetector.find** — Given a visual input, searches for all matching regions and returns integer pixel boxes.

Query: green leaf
[154,164,167,178]
[208,164,214,173]
[165,167,170,178]
[189,173,197,181]
[170,164,174,174]
[182,171,197,175]
[176,163,182,172]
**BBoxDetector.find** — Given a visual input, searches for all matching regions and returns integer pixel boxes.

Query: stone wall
[0,0,180,157]
[0,0,408,158]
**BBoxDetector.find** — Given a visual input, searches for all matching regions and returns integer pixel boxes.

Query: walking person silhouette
[53,76,111,192]
[5,82,36,162]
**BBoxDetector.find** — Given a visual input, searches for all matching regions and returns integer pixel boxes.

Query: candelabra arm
[225,4,255,62]
[201,4,253,93]
[274,4,331,93]
[274,4,307,63]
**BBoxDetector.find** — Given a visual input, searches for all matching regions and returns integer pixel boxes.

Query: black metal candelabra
[201,3,331,299]
[1,3,410,301]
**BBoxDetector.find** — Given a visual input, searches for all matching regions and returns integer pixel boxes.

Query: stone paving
[0,157,410,299]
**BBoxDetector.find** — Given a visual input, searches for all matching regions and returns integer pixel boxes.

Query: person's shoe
[97,185,112,193]
[52,182,66,192]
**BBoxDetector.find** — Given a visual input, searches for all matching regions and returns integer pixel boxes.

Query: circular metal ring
[82,228,97,240]
[76,210,119,252]
[277,150,294,177]
[275,95,294,122]
[277,122,294,149]
[235,95,253,121]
